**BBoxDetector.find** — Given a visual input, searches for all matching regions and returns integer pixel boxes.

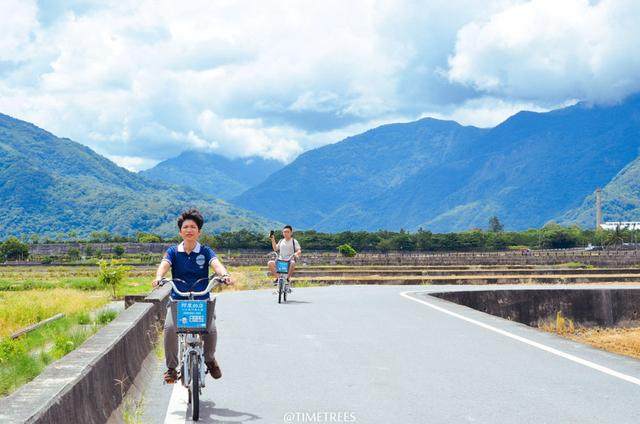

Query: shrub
[67,248,81,261]
[136,232,162,243]
[98,260,131,299]
[96,310,118,325]
[112,245,125,258]
[337,244,357,257]
[76,312,91,325]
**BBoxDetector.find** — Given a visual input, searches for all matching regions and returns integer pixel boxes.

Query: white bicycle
[271,252,295,304]
[160,275,227,421]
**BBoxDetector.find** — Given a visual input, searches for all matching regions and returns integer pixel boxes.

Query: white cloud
[423,96,576,128]
[0,0,39,61]
[0,0,639,168]
[447,0,640,103]
[106,155,159,172]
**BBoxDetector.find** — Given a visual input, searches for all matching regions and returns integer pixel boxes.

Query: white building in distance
[600,222,640,231]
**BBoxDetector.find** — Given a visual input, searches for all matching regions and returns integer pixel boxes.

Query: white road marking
[400,290,640,387]
[164,383,189,424]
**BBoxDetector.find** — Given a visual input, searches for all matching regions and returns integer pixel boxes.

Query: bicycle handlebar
[269,251,296,261]
[159,275,228,298]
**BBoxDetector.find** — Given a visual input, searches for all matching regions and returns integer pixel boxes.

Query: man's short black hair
[283,225,293,231]
[178,208,204,230]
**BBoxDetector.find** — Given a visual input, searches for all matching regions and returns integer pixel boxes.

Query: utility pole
[595,188,602,230]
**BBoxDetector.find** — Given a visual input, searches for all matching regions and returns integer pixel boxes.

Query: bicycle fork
[179,335,206,389]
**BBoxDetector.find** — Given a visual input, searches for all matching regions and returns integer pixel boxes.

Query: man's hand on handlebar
[220,274,234,286]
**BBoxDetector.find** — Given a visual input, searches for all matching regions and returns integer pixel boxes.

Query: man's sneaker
[206,358,222,379]
[163,368,178,384]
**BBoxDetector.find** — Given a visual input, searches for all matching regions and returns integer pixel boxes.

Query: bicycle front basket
[276,260,290,274]
[175,300,208,332]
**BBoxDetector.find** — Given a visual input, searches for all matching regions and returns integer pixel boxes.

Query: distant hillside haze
[560,155,640,227]
[0,113,277,237]
[234,95,640,232]
[139,150,283,199]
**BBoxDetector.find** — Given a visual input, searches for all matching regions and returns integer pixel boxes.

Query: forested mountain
[140,150,282,200]
[235,96,640,232]
[0,113,276,237]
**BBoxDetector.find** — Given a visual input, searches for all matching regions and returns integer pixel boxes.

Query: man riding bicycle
[152,208,232,383]
[268,225,302,286]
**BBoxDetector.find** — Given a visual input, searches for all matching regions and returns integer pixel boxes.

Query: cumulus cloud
[0,0,38,61]
[447,0,640,103]
[423,96,575,128]
[0,0,639,171]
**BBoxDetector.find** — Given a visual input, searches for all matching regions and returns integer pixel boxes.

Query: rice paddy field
[0,264,289,396]
[0,265,153,395]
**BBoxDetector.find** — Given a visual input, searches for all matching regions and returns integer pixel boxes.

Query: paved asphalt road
[143,284,640,424]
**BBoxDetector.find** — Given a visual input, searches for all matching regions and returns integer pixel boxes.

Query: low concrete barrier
[0,287,171,423]
[295,268,640,278]
[305,275,640,285]
[431,288,640,327]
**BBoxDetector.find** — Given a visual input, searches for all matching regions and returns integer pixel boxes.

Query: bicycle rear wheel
[278,279,283,304]
[191,353,200,421]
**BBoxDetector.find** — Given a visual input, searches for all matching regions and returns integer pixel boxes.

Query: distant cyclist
[268,225,302,284]
[152,208,232,383]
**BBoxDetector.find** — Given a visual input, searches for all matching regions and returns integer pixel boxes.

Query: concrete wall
[0,286,171,424]
[18,243,640,267]
[432,289,640,327]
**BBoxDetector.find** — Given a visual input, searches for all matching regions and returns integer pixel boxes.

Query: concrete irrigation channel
[288,265,640,285]
[299,274,640,285]
[294,267,640,278]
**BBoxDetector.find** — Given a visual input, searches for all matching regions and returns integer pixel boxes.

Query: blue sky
[1,0,639,170]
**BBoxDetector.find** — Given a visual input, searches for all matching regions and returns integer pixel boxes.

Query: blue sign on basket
[276,260,290,274]
[176,300,207,330]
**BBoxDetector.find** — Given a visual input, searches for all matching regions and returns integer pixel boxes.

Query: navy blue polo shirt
[162,242,217,300]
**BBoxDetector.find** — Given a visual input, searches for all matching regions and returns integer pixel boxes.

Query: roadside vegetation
[0,289,117,395]
[540,311,640,360]
[0,263,146,396]
[0,263,307,397]
[5,219,640,257]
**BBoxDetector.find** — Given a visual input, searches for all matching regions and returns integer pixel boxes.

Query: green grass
[556,262,595,269]
[0,309,116,396]
[0,289,109,338]
[0,266,155,298]
[0,264,310,397]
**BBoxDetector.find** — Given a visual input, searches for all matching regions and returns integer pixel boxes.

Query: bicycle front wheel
[278,280,283,304]
[191,353,200,421]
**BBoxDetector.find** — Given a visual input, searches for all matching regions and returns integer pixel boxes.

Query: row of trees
[0,237,29,261]
[5,222,640,256]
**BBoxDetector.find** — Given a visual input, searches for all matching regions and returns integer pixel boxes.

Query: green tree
[136,232,163,243]
[98,260,131,299]
[112,245,125,258]
[488,216,504,232]
[337,244,357,257]
[0,237,29,261]
[67,248,81,261]
[89,231,112,243]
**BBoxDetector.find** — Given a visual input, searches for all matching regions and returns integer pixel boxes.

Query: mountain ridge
[139,150,283,200]
[234,96,640,232]
[0,113,277,237]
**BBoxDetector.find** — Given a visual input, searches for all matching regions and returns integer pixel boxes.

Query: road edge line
[400,290,640,387]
